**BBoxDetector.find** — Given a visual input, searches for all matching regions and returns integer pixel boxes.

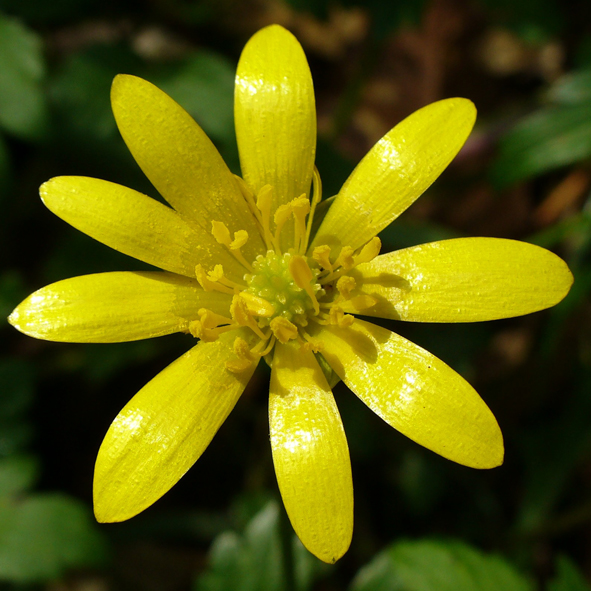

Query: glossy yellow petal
[41,176,245,281]
[111,74,264,263]
[269,341,353,563]
[313,319,503,469]
[235,25,316,245]
[9,271,231,343]
[342,238,573,322]
[94,329,258,522]
[310,99,476,255]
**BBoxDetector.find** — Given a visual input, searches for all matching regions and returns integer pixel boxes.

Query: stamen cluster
[188,170,381,372]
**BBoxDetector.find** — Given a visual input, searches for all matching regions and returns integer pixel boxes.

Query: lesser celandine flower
[9,25,572,563]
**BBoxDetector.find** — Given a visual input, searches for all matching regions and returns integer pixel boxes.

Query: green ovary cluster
[246,251,324,327]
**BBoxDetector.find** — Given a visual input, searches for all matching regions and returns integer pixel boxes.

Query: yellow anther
[226,336,261,373]
[231,294,267,339]
[211,221,252,271]
[336,276,356,300]
[349,294,378,311]
[208,264,224,283]
[270,316,299,344]
[355,237,381,265]
[289,255,320,315]
[335,246,355,271]
[195,264,217,291]
[239,292,276,317]
[291,195,311,252]
[312,245,333,272]
[230,230,249,250]
[256,185,273,217]
[226,358,254,373]
[211,221,232,246]
[233,336,254,358]
[328,306,355,327]
[274,203,292,228]
[198,308,232,330]
[188,320,219,342]
[300,337,324,353]
[292,195,310,218]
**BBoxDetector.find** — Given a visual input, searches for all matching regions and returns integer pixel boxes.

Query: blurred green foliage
[0,0,590,588]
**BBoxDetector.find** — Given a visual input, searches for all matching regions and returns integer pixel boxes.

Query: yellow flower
[9,25,572,563]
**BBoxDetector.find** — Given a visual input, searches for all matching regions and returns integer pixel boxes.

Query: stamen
[205,265,246,290]
[355,237,381,265]
[231,294,267,339]
[273,203,291,252]
[226,336,259,373]
[336,276,356,299]
[211,221,253,271]
[270,316,299,344]
[211,221,232,246]
[195,264,233,294]
[189,320,234,342]
[312,245,333,272]
[239,292,276,317]
[230,230,249,250]
[300,330,324,353]
[303,167,322,253]
[328,306,355,327]
[335,246,355,271]
[253,335,276,357]
[289,255,320,315]
[198,308,233,329]
[348,295,378,311]
[256,185,274,250]
[291,195,310,254]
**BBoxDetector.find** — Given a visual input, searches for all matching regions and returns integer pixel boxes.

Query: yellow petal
[269,341,353,563]
[310,99,476,255]
[235,25,316,246]
[94,328,258,522]
[111,74,264,264]
[342,238,573,322]
[41,176,245,281]
[9,271,231,343]
[313,319,503,469]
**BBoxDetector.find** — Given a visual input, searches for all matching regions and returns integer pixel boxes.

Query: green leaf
[491,102,591,187]
[547,69,591,105]
[548,556,591,591]
[0,14,48,140]
[195,500,326,591]
[152,51,235,144]
[351,539,532,591]
[0,455,38,497]
[0,493,108,583]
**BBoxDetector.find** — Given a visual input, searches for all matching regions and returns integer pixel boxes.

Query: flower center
[245,251,324,327]
[187,170,382,373]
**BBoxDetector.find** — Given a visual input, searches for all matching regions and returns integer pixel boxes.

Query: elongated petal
[41,176,245,280]
[270,341,353,563]
[313,319,503,468]
[111,75,264,263]
[94,329,258,522]
[235,25,316,232]
[341,238,573,322]
[310,99,476,255]
[8,271,231,343]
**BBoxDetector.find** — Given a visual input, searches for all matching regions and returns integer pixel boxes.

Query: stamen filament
[303,167,322,254]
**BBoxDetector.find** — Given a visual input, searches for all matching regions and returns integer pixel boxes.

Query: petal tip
[7,307,20,330]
